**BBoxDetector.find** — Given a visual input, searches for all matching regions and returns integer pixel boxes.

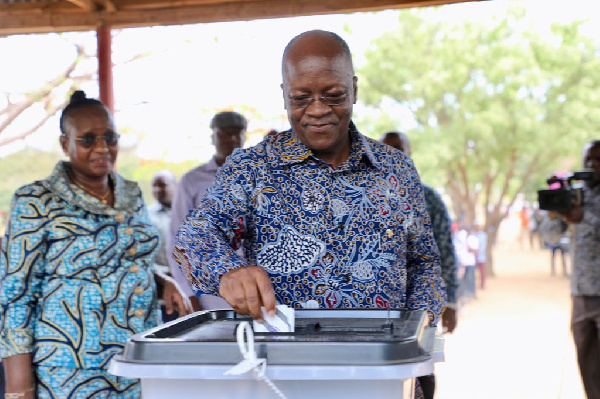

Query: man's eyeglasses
[288,92,347,109]
[74,132,120,148]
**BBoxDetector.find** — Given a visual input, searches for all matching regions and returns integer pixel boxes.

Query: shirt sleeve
[425,188,459,305]
[167,174,199,297]
[0,189,47,358]
[173,156,250,297]
[403,169,447,324]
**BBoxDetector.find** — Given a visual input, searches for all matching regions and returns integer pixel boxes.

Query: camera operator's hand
[558,200,584,223]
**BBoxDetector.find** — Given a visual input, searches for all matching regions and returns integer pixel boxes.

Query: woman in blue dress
[0,91,192,398]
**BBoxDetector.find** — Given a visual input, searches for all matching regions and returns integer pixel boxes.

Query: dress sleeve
[0,188,48,358]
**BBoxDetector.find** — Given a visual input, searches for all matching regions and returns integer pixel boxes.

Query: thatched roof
[0,0,484,36]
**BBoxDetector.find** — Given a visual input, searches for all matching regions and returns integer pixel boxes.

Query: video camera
[537,170,596,211]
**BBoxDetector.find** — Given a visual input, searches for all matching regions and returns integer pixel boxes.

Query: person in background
[168,111,247,311]
[519,206,530,249]
[473,222,487,290]
[539,210,570,277]
[173,30,445,399]
[149,169,177,276]
[0,91,191,399]
[558,140,600,399]
[381,131,459,399]
[456,225,479,302]
[529,207,543,250]
[148,169,190,322]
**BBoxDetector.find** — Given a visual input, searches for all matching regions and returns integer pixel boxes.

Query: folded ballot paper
[252,304,295,333]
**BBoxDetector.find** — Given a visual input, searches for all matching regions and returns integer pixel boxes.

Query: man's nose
[305,97,332,116]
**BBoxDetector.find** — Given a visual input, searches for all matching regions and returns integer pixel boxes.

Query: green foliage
[116,148,198,204]
[358,5,600,225]
[0,149,61,216]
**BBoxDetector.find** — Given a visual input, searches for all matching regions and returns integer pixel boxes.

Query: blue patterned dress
[0,161,160,398]
[175,123,446,323]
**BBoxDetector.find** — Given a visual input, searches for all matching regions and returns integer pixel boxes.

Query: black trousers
[418,373,436,399]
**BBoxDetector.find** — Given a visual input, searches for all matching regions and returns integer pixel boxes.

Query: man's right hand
[219,266,276,321]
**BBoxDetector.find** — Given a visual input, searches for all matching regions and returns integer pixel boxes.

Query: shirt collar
[273,121,382,171]
[205,156,220,172]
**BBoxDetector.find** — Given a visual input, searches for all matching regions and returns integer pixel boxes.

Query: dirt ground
[434,219,586,399]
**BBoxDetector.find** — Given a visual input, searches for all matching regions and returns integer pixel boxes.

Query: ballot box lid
[120,308,433,366]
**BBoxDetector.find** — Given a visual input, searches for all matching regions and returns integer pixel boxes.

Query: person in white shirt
[473,222,487,289]
[456,226,479,300]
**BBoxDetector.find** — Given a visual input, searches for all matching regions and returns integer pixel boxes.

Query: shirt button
[115,214,124,222]
[130,265,140,273]
[134,287,144,295]
[125,227,133,235]
[386,229,394,238]
[134,309,144,317]
[129,248,137,256]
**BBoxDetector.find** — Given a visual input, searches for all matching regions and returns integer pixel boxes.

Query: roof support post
[97,24,114,113]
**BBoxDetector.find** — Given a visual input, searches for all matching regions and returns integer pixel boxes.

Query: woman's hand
[155,272,193,318]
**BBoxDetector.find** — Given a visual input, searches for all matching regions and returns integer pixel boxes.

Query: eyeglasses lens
[77,133,120,147]
[289,93,347,109]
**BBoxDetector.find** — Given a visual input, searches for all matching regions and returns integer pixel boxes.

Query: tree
[358,5,600,274]
[0,31,152,150]
[0,40,94,148]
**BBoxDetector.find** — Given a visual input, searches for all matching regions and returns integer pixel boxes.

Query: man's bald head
[282,30,354,85]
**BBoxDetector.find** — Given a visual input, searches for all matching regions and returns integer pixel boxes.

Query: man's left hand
[442,307,457,333]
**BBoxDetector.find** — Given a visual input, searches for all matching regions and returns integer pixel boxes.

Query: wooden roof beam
[66,0,97,12]
[0,0,485,36]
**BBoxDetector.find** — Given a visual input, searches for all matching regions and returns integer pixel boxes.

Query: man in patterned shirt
[174,30,446,326]
[559,140,600,399]
[382,131,459,399]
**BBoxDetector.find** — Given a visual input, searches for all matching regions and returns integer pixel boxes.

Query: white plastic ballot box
[109,308,444,399]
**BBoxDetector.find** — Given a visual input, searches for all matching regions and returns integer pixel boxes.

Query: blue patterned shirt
[174,123,446,322]
[571,184,600,296]
[0,161,160,368]
[423,185,459,305]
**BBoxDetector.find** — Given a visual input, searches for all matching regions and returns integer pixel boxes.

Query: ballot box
[109,308,444,399]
